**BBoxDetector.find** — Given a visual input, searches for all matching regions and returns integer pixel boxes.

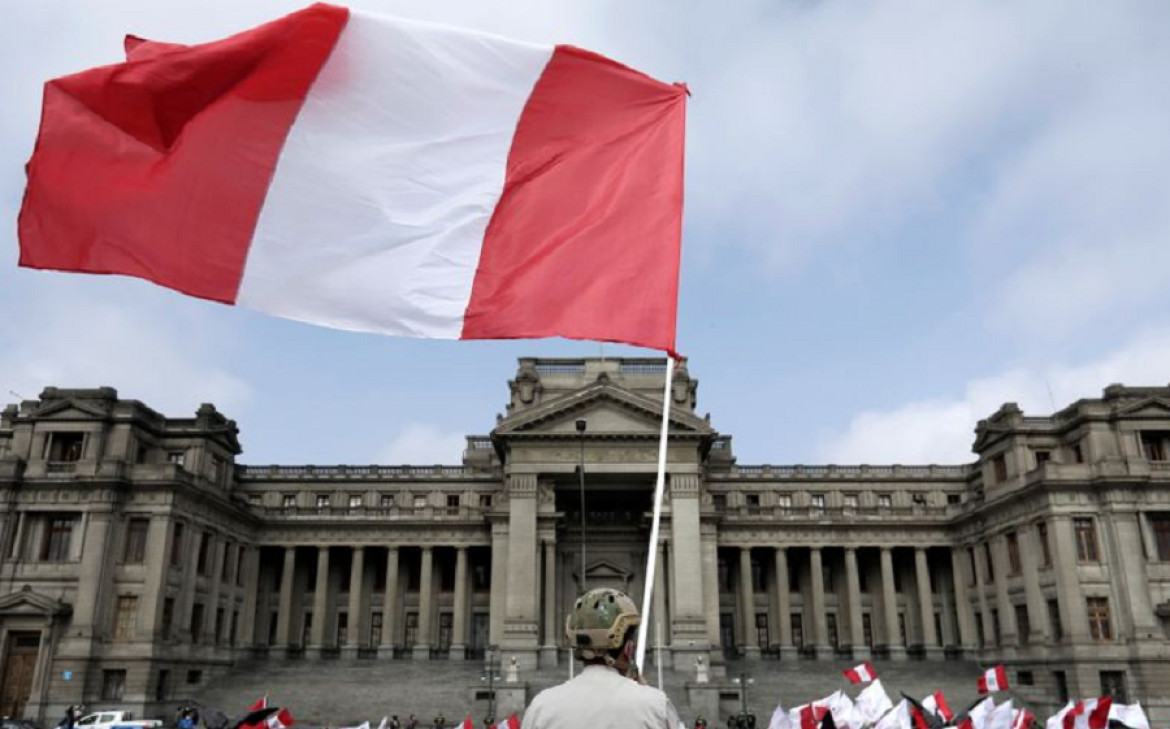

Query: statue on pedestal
[694,654,709,684]
[505,655,519,683]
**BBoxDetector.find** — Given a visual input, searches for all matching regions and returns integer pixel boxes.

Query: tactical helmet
[696,718,708,728]
[565,587,641,662]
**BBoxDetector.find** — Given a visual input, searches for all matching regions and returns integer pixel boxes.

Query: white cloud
[376,423,467,465]
[817,329,1170,464]
[0,283,252,417]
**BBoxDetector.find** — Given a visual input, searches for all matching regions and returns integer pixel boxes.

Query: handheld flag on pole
[18,4,687,357]
[844,662,878,684]
[977,666,1010,693]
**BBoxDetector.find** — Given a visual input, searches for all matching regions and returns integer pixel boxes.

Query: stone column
[1110,511,1160,639]
[1049,517,1089,642]
[414,545,434,660]
[670,473,710,669]
[275,547,297,652]
[177,527,202,645]
[738,547,760,658]
[380,546,400,656]
[344,546,365,658]
[70,510,116,648]
[972,544,994,648]
[915,548,941,658]
[880,547,905,660]
[949,547,976,652]
[845,548,868,659]
[203,536,225,644]
[503,474,539,668]
[652,541,668,655]
[489,526,508,646]
[308,546,331,655]
[1019,526,1049,644]
[238,546,260,648]
[539,541,557,666]
[809,547,828,659]
[774,547,795,658]
[452,546,469,660]
[137,516,173,640]
[990,536,1017,647]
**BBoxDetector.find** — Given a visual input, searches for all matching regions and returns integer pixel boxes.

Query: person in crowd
[523,587,682,729]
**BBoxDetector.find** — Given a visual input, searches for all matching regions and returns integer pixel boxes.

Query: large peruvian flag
[977,665,1009,693]
[1062,698,1113,729]
[19,4,687,355]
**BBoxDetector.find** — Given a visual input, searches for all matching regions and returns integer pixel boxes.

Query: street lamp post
[733,673,755,728]
[479,645,501,728]
[576,419,587,589]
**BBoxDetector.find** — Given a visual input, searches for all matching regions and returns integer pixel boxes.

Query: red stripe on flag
[18,4,349,304]
[462,44,687,355]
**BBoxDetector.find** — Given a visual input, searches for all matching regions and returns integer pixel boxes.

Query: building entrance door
[471,614,489,658]
[0,632,40,717]
[719,613,736,660]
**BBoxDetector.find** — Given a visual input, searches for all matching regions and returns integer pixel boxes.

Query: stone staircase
[193,657,1009,728]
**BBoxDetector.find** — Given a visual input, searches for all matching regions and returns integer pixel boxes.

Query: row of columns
[269,545,475,659]
[734,545,947,659]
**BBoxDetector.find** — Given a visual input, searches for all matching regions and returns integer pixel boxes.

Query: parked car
[75,713,162,729]
[1,718,44,729]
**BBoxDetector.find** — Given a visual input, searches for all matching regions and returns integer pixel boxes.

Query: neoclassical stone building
[0,358,1168,722]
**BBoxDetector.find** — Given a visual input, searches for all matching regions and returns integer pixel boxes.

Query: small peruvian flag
[1062,698,1113,729]
[801,705,830,729]
[265,709,295,729]
[495,717,520,729]
[843,662,878,684]
[248,698,269,711]
[922,692,953,722]
[458,718,473,729]
[1011,710,1035,729]
[977,666,1009,693]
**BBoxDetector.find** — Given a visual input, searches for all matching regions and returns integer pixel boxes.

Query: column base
[412,643,432,660]
[811,644,832,660]
[378,644,399,659]
[851,646,872,660]
[450,644,468,661]
[741,645,761,660]
[922,645,945,660]
[341,646,360,659]
[887,645,908,661]
[778,645,800,661]
[539,645,559,668]
[305,645,327,659]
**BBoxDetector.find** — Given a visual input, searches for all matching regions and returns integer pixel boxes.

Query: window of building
[947,494,961,506]
[975,612,985,648]
[1015,604,1030,643]
[1006,532,1021,575]
[211,455,226,484]
[186,669,203,685]
[349,494,364,509]
[155,669,170,701]
[1018,670,1034,686]
[282,494,296,510]
[247,493,263,506]
[717,557,731,592]
[844,493,859,510]
[878,494,892,510]
[1074,518,1099,562]
[102,669,127,700]
[221,545,232,583]
[316,494,331,511]
[1087,597,1112,641]
[745,493,760,513]
[162,598,175,638]
[1151,514,1170,561]
[810,493,825,515]
[911,493,927,507]
[967,547,978,586]
[171,523,185,567]
[114,595,138,641]
[136,442,149,464]
[404,612,419,647]
[1071,443,1084,464]
[777,494,792,515]
[215,608,225,644]
[1140,431,1170,461]
[1038,522,1052,567]
[1035,450,1051,468]
[478,494,492,509]
[991,609,1001,646]
[190,603,204,643]
[196,532,212,575]
[121,518,149,564]
[446,494,460,509]
[755,613,769,647]
[1048,599,1063,640]
[46,432,85,462]
[41,516,74,562]
[167,450,186,467]
[751,558,765,592]
[862,613,874,649]
[790,613,803,648]
[370,612,383,646]
[1099,671,1129,703]
[377,493,394,509]
[236,548,245,586]
[1054,671,1069,703]
[826,613,839,649]
[898,612,907,646]
[992,454,1008,482]
[413,495,427,509]
[984,543,995,582]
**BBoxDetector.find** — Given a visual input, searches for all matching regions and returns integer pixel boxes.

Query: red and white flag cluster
[495,716,520,729]
[18,4,687,355]
[844,662,879,685]
[977,666,1009,694]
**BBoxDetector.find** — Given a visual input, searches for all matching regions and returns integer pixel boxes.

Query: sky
[3,1,1170,468]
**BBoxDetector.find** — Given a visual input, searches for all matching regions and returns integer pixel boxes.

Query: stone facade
[0,360,1168,723]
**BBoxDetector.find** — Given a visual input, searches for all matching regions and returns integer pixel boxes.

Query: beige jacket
[523,665,682,729]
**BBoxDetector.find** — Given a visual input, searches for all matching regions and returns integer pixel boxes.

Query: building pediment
[1115,397,1170,419]
[0,586,72,617]
[28,398,111,421]
[493,381,711,439]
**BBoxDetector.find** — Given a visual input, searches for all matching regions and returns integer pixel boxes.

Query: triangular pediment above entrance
[30,399,109,421]
[493,382,711,438]
[0,586,72,617]
[1116,397,1170,419]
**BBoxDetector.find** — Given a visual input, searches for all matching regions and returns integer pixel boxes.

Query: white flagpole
[636,355,675,672]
